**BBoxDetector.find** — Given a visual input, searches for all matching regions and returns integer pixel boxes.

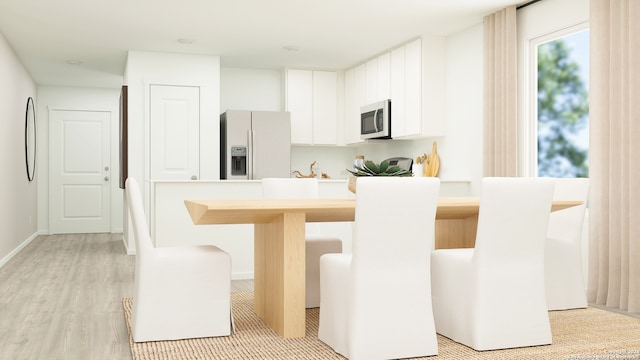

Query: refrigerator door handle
[247,129,254,180]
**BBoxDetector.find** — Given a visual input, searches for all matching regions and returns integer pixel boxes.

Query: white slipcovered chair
[545,177,590,310]
[431,177,554,351]
[318,177,440,360]
[125,177,232,342]
[261,177,342,308]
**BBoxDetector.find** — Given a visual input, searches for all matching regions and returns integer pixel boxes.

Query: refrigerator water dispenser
[231,146,247,176]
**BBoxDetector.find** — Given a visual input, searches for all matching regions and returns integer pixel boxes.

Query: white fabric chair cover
[431,177,554,351]
[261,178,342,308]
[545,177,590,310]
[126,177,232,342]
[318,177,440,359]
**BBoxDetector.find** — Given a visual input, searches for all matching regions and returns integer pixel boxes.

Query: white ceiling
[0,0,523,88]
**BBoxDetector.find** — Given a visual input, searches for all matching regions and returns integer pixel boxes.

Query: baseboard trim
[232,272,254,280]
[0,232,39,268]
[122,234,136,255]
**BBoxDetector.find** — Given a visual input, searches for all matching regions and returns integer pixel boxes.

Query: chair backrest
[125,177,154,256]
[262,177,320,198]
[262,177,321,233]
[346,176,440,360]
[547,178,589,245]
[473,177,554,265]
[350,176,440,287]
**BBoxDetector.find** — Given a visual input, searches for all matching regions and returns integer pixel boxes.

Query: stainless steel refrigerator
[220,110,291,180]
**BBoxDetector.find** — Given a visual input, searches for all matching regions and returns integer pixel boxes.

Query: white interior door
[150,85,200,180]
[50,110,111,234]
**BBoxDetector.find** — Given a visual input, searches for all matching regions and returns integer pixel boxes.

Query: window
[535,29,589,177]
[516,0,589,178]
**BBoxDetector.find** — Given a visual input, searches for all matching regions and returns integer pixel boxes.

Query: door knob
[104,176,110,181]
[191,175,198,180]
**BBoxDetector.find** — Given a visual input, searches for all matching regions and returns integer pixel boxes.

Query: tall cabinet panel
[377,52,391,101]
[312,71,338,145]
[390,46,406,137]
[365,58,378,104]
[343,64,368,145]
[403,38,422,136]
[343,68,361,145]
[285,69,313,144]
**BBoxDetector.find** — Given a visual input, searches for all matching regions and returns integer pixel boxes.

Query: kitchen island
[147,179,353,280]
[146,179,473,280]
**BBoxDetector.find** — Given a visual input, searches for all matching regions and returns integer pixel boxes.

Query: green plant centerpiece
[346,160,412,193]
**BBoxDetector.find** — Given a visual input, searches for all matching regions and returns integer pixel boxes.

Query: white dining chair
[261,177,342,308]
[318,177,440,360]
[431,177,554,351]
[545,177,590,310]
[126,177,233,342]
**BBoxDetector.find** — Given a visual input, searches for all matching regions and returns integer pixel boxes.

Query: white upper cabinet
[344,37,447,141]
[364,53,391,105]
[397,38,422,138]
[365,58,378,104]
[344,67,362,145]
[345,38,432,142]
[343,64,367,145]
[285,69,338,145]
[377,52,391,101]
[312,71,338,145]
[390,46,406,137]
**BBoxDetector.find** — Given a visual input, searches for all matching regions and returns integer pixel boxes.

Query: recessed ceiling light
[177,38,195,45]
[66,60,82,65]
[283,46,300,52]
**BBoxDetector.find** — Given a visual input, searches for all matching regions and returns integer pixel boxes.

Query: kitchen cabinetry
[392,38,422,138]
[377,52,391,101]
[364,54,391,106]
[343,38,425,143]
[344,67,364,145]
[285,69,338,145]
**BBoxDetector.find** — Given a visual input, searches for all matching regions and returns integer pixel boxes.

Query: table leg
[434,215,478,249]
[253,212,306,338]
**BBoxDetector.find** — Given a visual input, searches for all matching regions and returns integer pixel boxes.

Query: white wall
[36,86,122,234]
[220,67,282,112]
[0,31,38,266]
[443,24,484,195]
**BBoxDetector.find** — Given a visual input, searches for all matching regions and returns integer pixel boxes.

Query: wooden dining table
[184,197,581,339]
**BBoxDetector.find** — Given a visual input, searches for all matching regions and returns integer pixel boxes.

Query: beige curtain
[483,6,518,177]
[588,0,640,313]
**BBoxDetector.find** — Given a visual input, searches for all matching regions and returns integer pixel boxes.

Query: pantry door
[149,85,200,180]
[49,109,111,234]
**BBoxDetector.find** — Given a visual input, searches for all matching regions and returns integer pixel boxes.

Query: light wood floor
[2,233,637,360]
[0,233,253,360]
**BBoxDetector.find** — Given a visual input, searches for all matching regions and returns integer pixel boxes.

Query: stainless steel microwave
[360,99,391,140]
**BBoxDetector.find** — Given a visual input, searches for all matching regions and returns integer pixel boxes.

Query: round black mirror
[25,97,36,182]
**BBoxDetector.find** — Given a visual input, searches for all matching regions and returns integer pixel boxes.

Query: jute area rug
[123,292,640,360]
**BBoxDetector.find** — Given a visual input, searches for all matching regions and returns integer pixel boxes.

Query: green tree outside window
[537,31,589,178]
